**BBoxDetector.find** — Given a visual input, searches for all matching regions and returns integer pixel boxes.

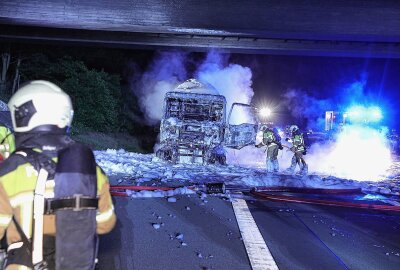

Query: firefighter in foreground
[285,125,308,175]
[0,81,116,269]
[256,123,283,173]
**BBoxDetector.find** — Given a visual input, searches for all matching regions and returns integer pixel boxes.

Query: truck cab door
[224,103,258,149]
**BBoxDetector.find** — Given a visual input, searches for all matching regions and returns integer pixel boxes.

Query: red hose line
[254,186,362,194]
[110,191,129,197]
[110,185,175,191]
[251,190,400,212]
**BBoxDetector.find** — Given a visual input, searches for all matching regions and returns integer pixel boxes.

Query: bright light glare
[346,105,383,123]
[259,107,272,118]
[305,125,392,181]
[369,107,382,121]
[347,106,363,120]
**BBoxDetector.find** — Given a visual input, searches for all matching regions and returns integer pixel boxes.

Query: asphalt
[98,194,251,270]
[98,192,400,270]
[248,199,400,270]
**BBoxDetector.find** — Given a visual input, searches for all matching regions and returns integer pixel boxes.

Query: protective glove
[285,138,290,142]
[278,144,283,150]
[303,150,307,155]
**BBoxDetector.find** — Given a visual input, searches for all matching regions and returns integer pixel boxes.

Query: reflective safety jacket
[0,134,116,269]
[292,133,306,152]
[0,126,15,160]
[262,130,277,146]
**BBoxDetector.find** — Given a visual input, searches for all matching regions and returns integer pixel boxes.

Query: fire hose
[251,186,400,212]
[110,184,400,212]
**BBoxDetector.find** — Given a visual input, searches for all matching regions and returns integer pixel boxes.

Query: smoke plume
[131,51,187,124]
[282,88,333,131]
[196,50,254,123]
[132,50,254,124]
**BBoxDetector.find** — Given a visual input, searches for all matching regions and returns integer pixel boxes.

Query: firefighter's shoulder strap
[13,148,53,268]
[6,216,34,268]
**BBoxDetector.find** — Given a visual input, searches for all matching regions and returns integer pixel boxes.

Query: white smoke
[306,125,392,181]
[131,51,187,124]
[196,50,254,124]
[132,50,254,125]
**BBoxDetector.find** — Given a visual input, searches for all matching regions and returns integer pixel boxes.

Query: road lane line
[232,198,279,270]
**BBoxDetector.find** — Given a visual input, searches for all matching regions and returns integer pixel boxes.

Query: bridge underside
[1,0,399,58]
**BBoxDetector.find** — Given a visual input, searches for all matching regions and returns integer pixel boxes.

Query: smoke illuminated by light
[306,125,392,181]
[132,50,254,125]
[346,105,383,123]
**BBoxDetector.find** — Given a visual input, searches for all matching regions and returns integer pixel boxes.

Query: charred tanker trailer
[156,79,258,164]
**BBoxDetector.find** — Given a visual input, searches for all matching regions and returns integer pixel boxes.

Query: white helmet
[289,125,299,133]
[8,80,73,133]
[259,124,268,132]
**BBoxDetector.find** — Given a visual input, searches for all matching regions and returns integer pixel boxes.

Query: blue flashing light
[345,105,383,123]
[347,106,364,121]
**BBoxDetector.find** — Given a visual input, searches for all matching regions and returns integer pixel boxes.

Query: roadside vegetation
[0,44,157,152]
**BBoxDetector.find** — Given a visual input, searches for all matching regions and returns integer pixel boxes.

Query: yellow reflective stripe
[0,215,12,226]
[10,192,34,208]
[96,206,114,223]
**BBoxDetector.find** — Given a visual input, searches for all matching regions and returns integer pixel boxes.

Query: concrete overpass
[0,0,399,57]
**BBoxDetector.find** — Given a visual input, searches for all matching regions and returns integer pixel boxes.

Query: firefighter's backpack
[10,143,98,270]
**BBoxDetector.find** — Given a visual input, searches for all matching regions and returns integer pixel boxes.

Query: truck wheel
[156,149,174,161]
[217,155,226,165]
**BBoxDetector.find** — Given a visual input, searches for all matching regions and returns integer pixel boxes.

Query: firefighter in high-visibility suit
[285,125,308,175]
[0,125,15,161]
[0,81,116,269]
[256,124,282,173]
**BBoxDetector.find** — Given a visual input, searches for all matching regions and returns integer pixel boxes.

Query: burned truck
[156,79,258,164]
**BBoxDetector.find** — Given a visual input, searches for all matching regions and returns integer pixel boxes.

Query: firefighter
[0,81,116,270]
[0,124,15,161]
[285,125,308,175]
[256,123,282,173]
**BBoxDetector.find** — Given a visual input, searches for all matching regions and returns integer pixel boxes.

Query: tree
[0,52,22,99]
[20,54,121,132]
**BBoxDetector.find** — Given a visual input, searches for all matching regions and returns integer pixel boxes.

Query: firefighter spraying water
[283,125,308,175]
[255,122,283,173]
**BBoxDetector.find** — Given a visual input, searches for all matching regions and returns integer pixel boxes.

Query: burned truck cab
[156,79,258,164]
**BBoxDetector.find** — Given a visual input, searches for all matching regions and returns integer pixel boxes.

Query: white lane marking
[232,198,279,270]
